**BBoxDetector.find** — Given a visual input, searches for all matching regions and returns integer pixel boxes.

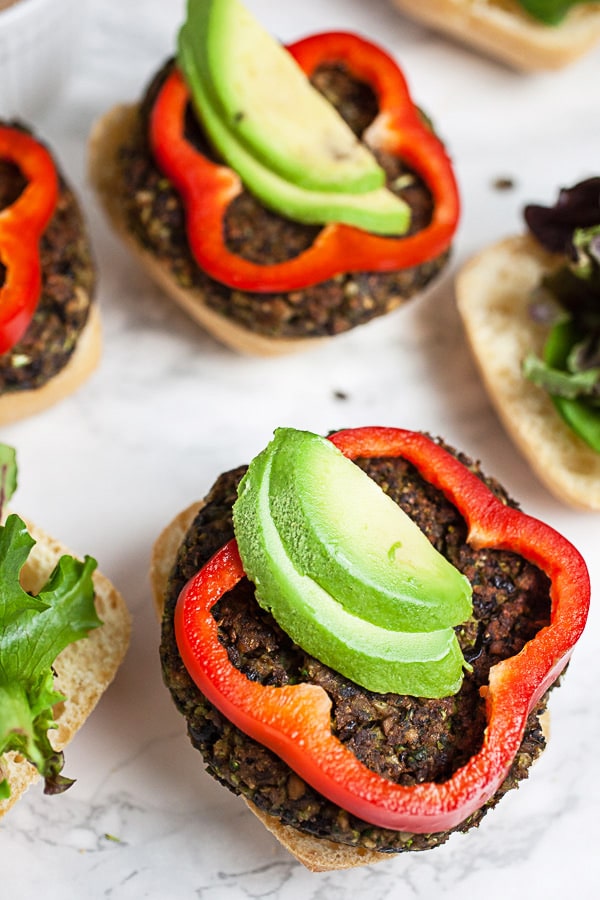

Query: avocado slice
[180,0,385,195]
[177,12,410,234]
[233,442,465,697]
[267,429,472,632]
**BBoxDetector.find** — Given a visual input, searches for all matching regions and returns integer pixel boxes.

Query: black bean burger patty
[0,125,95,393]
[118,61,448,339]
[160,443,552,854]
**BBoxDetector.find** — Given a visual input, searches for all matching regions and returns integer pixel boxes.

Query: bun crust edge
[88,104,328,358]
[456,234,600,511]
[150,501,387,871]
[0,518,131,818]
[0,304,101,426]
[390,0,600,70]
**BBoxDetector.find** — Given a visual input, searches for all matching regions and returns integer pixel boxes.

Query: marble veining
[1,1,599,898]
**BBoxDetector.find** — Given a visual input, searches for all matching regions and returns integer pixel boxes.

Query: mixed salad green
[522,179,600,453]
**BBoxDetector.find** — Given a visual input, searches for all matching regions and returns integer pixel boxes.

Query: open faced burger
[0,122,100,424]
[151,426,589,871]
[88,0,459,356]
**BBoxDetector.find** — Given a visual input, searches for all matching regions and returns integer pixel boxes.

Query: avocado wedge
[177,4,410,235]
[180,0,386,195]
[268,428,472,632]
[233,431,469,697]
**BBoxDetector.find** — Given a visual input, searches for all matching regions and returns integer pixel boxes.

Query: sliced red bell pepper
[175,427,589,834]
[0,126,58,355]
[150,31,460,293]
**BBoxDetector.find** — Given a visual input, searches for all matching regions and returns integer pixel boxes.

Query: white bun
[0,304,101,426]
[390,0,600,70]
[150,501,387,871]
[0,517,131,818]
[456,234,600,510]
[88,104,328,357]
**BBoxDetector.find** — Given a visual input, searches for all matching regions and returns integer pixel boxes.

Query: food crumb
[103,833,122,843]
[492,176,516,191]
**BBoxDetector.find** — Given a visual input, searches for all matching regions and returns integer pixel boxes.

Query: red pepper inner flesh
[0,126,58,354]
[150,31,460,293]
[175,427,590,834]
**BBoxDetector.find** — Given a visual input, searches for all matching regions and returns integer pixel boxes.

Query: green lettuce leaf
[518,0,591,25]
[0,514,100,798]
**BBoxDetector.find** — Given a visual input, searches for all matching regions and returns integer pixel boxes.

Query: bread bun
[390,0,600,70]
[245,801,385,871]
[456,233,600,510]
[0,518,131,817]
[150,501,386,871]
[0,304,101,426]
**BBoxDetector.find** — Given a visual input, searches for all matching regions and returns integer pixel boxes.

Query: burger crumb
[492,176,516,191]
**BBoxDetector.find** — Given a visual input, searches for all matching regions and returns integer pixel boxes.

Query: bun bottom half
[88,105,328,358]
[150,502,386,871]
[456,234,600,511]
[0,304,102,426]
[390,0,600,70]
[0,518,131,818]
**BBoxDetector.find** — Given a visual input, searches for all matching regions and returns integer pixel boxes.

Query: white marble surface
[1,1,599,897]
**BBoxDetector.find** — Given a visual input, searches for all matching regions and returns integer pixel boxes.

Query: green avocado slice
[233,437,467,697]
[180,0,386,194]
[267,428,472,632]
[177,22,410,234]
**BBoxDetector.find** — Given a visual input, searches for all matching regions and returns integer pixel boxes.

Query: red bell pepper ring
[175,427,590,834]
[150,31,460,293]
[0,126,58,354]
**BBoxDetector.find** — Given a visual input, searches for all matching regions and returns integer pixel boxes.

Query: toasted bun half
[88,105,328,358]
[390,0,600,70]
[0,304,102,427]
[456,234,600,510]
[0,518,131,818]
[150,502,386,871]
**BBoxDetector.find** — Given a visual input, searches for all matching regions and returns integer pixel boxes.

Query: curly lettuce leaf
[518,1,593,25]
[0,514,100,798]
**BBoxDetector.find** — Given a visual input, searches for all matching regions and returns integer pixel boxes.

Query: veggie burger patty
[117,60,447,340]
[160,442,552,854]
